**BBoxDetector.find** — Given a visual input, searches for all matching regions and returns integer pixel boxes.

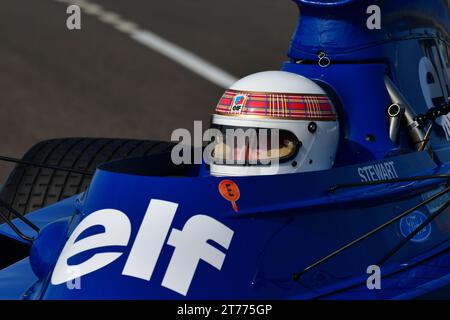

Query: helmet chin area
[209,70,340,177]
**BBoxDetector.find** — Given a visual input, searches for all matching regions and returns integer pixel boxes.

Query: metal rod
[293,185,450,281]
[0,154,95,244]
[0,209,33,243]
[0,199,39,233]
[0,155,93,176]
[377,198,450,266]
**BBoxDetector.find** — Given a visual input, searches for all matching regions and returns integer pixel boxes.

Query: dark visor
[211,125,300,166]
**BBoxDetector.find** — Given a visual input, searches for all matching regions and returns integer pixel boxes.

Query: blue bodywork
[1,0,450,299]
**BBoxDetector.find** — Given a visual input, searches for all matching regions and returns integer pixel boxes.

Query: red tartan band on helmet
[215,90,337,120]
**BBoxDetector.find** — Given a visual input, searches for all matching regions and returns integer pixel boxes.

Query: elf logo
[51,199,234,296]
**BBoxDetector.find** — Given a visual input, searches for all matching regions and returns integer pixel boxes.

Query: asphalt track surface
[0,0,298,180]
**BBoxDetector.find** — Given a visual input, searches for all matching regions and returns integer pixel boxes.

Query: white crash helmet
[209,71,339,177]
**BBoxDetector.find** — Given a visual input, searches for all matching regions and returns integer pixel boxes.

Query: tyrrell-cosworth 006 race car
[1,0,450,300]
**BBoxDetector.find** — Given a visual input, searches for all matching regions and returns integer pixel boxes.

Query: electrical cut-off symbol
[218,180,240,213]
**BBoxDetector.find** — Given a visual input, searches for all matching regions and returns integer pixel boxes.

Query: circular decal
[218,180,240,213]
[399,211,431,243]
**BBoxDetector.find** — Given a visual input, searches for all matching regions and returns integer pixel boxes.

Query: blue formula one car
[1,0,450,300]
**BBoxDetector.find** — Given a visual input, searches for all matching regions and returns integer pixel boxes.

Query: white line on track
[54,0,238,88]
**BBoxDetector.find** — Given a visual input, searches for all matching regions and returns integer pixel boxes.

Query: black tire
[0,138,174,219]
